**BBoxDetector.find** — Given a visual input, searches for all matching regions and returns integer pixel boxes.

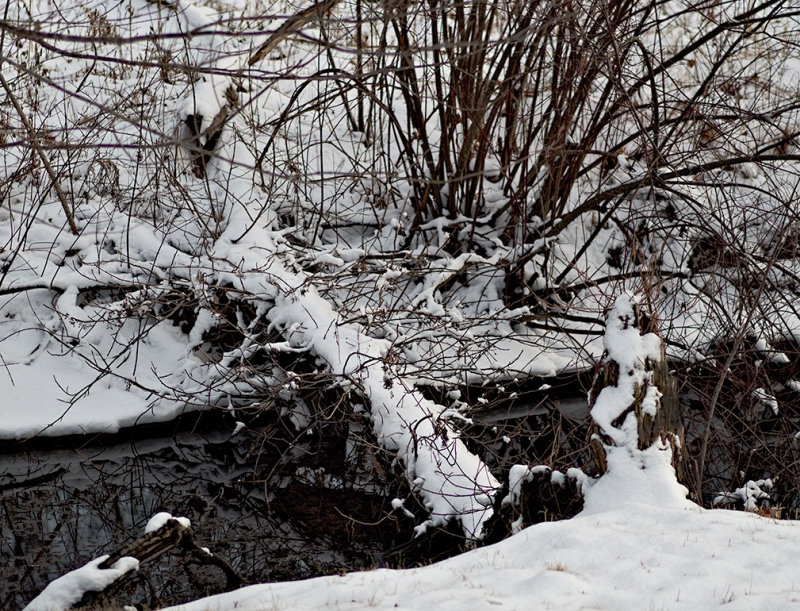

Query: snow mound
[164,503,800,610]
[582,443,691,514]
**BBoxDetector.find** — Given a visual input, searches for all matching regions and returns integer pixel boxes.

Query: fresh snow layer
[165,502,800,611]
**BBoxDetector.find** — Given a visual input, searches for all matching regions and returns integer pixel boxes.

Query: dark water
[1,375,597,610]
[0,409,411,609]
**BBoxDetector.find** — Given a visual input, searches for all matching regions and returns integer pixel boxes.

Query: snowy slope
[166,501,800,610]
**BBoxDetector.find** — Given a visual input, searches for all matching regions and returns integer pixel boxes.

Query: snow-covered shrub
[713,478,774,513]
[483,464,586,541]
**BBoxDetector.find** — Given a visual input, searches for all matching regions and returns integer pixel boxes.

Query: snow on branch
[268,286,500,538]
[714,478,774,512]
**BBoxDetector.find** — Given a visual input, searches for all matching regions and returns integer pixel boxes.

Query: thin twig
[0,70,79,235]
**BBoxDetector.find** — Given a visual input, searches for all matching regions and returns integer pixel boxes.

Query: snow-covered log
[25,513,240,610]
[267,286,501,538]
[209,223,501,538]
[24,556,139,611]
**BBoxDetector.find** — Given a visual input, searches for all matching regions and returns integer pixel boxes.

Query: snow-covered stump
[491,293,690,535]
[584,293,689,512]
[24,556,140,611]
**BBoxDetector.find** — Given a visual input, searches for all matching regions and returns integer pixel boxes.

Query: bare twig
[0,70,79,235]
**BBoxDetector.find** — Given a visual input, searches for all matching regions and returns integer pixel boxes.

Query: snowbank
[165,502,800,610]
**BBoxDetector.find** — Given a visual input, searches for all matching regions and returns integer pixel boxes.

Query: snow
[144,512,192,534]
[504,464,551,506]
[24,555,139,611]
[581,444,690,515]
[165,501,800,611]
[391,498,416,519]
[590,294,663,449]
[5,0,800,608]
[714,479,774,512]
[0,315,189,438]
[753,388,779,416]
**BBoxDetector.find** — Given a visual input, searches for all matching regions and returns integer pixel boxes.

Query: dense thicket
[2,3,800,591]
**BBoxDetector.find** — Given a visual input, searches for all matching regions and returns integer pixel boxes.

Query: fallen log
[25,515,241,611]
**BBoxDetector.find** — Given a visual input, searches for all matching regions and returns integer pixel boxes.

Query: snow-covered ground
[165,501,800,611]
[26,432,800,611]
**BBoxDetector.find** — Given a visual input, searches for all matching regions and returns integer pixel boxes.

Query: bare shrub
[2,0,800,565]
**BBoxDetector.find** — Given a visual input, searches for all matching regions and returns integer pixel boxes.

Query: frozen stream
[0,410,408,609]
[1,374,767,609]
